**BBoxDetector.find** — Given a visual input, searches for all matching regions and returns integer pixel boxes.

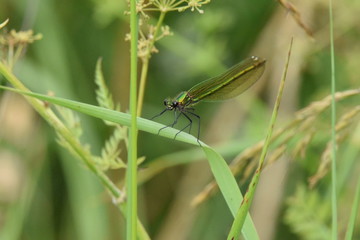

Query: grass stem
[127,0,139,239]
[329,0,338,239]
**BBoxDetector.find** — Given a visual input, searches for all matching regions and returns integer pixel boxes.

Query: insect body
[153,56,266,142]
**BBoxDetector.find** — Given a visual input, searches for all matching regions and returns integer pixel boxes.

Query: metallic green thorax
[175,91,197,107]
[175,91,190,105]
[164,56,266,111]
[164,91,195,111]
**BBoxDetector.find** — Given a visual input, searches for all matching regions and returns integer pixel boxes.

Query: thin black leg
[186,111,201,145]
[158,110,181,135]
[151,108,168,120]
[174,112,192,140]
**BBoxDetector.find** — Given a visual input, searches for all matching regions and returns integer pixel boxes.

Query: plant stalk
[329,0,338,239]
[137,11,166,116]
[127,0,139,238]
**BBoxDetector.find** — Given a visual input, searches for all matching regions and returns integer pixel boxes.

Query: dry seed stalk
[309,106,360,187]
[192,89,360,206]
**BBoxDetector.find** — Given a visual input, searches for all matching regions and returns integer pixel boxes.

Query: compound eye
[164,99,172,109]
[172,101,178,107]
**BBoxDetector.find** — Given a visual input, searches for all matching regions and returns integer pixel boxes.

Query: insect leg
[171,110,180,127]
[151,108,168,120]
[186,111,201,144]
[158,110,181,135]
[174,112,192,140]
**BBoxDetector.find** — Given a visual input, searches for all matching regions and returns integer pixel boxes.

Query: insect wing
[188,56,266,102]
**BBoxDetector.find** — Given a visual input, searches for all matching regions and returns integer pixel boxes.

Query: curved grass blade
[227,38,293,240]
[0,85,260,240]
[344,176,360,240]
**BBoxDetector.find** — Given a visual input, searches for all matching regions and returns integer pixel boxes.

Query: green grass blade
[328,0,338,238]
[138,140,255,185]
[344,176,360,240]
[0,85,259,239]
[202,147,259,240]
[227,38,293,240]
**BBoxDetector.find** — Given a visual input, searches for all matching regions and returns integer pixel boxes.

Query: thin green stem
[8,44,14,70]
[137,59,149,116]
[117,203,151,240]
[227,38,293,240]
[127,0,139,239]
[13,44,25,66]
[170,0,187,8]
[137,11,166,116]
[329,0,338,239]
[142,8,162,11]
[344,176,360,240]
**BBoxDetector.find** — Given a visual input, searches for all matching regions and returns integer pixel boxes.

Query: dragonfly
[152,56,266,143]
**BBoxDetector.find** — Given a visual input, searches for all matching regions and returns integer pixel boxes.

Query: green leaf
[285,184,331,240]
[345,175,360,240]
[0,86,259,239]
[97,126,126,170]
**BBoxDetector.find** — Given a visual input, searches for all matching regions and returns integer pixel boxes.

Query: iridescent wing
[188,56,266,102]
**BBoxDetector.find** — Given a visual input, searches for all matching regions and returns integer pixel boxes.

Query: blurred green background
[0,0,359,239]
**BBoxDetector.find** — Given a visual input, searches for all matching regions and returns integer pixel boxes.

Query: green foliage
[94,58,127,170]
[95,126,127,170]
[95,58,120,113]
[55,105,86,159]
[285,184,331,240]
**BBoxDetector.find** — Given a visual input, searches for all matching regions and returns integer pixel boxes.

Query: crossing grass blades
[152,56,266,144]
